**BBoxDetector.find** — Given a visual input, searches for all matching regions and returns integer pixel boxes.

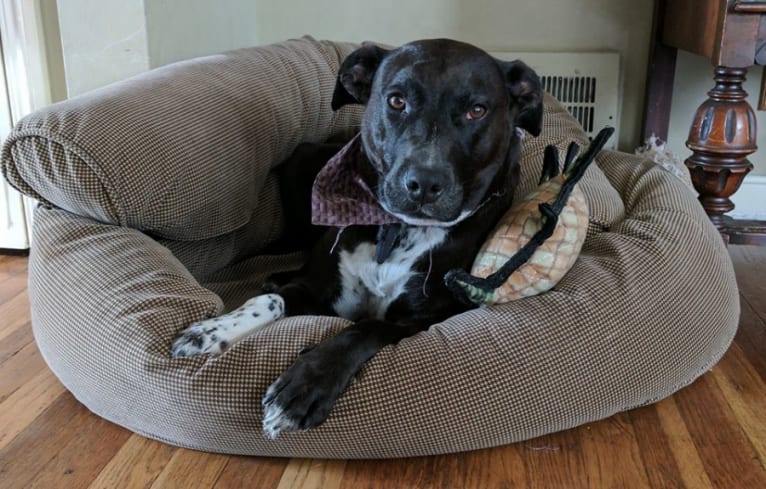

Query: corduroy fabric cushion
[6,38,738,458]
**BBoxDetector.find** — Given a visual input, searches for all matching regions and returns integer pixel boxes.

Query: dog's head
[332,39,543,226]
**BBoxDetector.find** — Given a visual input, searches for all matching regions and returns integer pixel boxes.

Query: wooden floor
[0,247,764,489]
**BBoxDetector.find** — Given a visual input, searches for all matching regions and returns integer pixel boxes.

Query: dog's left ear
[331,43,390,111]
[498,60,544,137]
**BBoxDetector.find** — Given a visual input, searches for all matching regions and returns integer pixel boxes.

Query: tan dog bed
[1,37,738,458]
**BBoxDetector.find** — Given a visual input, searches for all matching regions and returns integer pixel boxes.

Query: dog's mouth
[378,165,502,227]
[377,181,461,226]
[379,201,471,227]
[381,193,503,227]
[378,180,504,227]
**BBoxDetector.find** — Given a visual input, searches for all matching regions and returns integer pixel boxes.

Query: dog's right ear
[498,59,544,137]
[331,43,390,111]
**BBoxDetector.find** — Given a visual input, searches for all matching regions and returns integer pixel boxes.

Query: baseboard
[0,248,30,256]
[729,176,766,220]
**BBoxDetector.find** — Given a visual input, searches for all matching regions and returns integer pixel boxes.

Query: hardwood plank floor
[0,247,764,489]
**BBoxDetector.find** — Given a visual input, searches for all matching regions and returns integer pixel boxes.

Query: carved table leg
[685,66,766,245]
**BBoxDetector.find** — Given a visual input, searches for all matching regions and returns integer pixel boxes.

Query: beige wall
[667,51,766,177]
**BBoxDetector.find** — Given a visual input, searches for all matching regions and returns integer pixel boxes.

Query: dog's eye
[388,95,406,111]
[466,104,487,120]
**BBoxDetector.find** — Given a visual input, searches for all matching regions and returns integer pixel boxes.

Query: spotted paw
[170,293,285,358]
[170,322,229,357]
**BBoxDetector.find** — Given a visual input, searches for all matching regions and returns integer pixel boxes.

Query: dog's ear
[499,60,544,137]
[331,43,390,110]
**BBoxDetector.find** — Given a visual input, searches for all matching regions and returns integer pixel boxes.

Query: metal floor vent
[491,52,621,147]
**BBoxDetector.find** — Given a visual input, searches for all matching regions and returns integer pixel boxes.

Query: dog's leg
[169,277,333,358]
[261,319,426,438]
[170,294,286,357]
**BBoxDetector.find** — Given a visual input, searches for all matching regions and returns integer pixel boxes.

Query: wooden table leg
[685,66,766,245]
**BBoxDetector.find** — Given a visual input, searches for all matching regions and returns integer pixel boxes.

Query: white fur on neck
[333,227,448,321]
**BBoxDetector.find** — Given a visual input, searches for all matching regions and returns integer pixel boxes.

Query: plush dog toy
[445,127,614,306]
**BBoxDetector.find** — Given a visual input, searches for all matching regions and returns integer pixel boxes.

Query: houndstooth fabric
[7,38,739,458]
[1,37,364,242]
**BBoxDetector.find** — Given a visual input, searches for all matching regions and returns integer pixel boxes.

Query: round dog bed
[1,37,739,458]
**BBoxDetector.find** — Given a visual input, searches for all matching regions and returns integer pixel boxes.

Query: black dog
[171,39,543,438]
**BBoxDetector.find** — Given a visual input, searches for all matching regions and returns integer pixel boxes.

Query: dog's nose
[403,169,447,204]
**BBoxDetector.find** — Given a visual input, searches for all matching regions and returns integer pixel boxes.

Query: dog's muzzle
[379,150,466,223]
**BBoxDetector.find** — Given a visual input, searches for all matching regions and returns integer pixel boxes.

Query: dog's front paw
[171,293,285,358]
[261,346,353,439]
[170,322,229,357]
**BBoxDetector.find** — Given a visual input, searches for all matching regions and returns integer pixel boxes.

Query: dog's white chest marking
[333,227,448,321]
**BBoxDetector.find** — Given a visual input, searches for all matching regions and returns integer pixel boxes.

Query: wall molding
[729,175,766,220]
